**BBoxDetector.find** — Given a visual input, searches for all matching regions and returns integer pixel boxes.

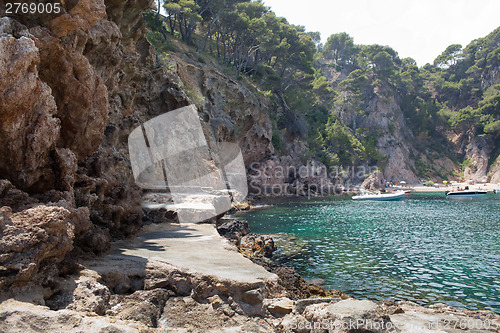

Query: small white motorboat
[445,189,487,197]
[353,190,406,201]
[493,189,500,194]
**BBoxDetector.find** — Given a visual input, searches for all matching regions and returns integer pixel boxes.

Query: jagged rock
[142,206,178,224]
[208,294,225,309]
[463,133,494,182]
[53,148,78,191]
[488,158,500,183]
[112,289,173,327]
[66,278,111,315]
[297,299,397,333]
[361,170,383,190]
[160,296,276,331]
[0,18,60,191]
[239,234,276,258]
[0,179,39,212]
[265,297,294,316]
[241,288,264,306]
[32,26,109,161]
[391,301,500,332]
[0,299,152,332]
[216,218,250,242]
[279,312,313,333]
[0,205,74,289]
[379,299,405,315]
[45,0,107,38]
[294,297,340,314]
[1,0,174,257]
[250,257,348,300]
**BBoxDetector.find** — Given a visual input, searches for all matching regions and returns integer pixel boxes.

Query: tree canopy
[145,2,500,171]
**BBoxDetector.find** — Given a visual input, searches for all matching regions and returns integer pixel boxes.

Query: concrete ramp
[108,223,276,285]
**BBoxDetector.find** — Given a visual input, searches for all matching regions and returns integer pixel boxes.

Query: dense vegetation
[146,0,500,176]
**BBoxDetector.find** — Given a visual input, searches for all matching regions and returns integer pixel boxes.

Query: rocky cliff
[464,67,500,183]
[0,0,191,289]
[318,60,460,185]
[0,0,325,291]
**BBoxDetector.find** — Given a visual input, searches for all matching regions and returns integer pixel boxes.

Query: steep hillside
[146,0,499,184]
[317,59,458,185]
[0,0,330,290]
[1,0,191,288]
[314,29,500,184]
[428,27,500,182]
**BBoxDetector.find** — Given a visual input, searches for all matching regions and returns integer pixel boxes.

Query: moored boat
[353,190,405,201]
[445,189,487,197]
[494,189,500,194]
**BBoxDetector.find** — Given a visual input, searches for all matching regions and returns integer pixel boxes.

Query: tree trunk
[155,0,168,41]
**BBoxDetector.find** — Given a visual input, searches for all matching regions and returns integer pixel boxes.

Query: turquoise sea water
[235,192,500,313]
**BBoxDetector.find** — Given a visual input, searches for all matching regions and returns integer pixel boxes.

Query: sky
[262,0,500,66]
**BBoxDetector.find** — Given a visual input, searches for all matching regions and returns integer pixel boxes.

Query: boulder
[67,278,111,315]
[241,288,264,306]
[239,234,276,258]
[113,289,173,327]
[0,205,74,289]
[216,219,250,242]
[266,297,294,316]
[326,298,378,316]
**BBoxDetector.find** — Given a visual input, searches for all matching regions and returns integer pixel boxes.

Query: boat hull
[446,190,487,198]
[353,192,405,201]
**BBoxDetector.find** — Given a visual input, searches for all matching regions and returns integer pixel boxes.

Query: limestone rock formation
[462,132,495,182]
[169,52,275,165]
[0,18,60,192]
[0,205,74,289]
[488,159,500,183]
[248,156,339,196]
[0,0,186,290]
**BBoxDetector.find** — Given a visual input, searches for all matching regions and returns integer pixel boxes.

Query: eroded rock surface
[0,18,60,191]
[0,205,74,289]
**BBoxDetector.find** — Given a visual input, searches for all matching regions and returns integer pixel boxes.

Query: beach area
[394,182,500,193]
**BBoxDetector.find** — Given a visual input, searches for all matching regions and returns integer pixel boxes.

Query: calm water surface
[235,192,500,313]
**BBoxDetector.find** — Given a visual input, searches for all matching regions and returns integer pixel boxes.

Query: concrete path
[108,223,276,284]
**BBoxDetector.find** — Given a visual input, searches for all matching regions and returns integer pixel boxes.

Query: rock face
[363,90,420,184]
[248,156,339,196]
[1,0,303,275]
[488,158,500,183]
[318,61,471,184]
[321,63,423,184]
[171,52,274,165]
[0,18,60,192]
[447,129,500,182]
[0,205,74,289]
[462,133,494,182]
[0,0,190,289]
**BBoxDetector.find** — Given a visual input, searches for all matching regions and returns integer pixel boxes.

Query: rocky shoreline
[1,0,499,330]
[2,214,500,332]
